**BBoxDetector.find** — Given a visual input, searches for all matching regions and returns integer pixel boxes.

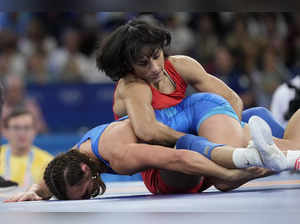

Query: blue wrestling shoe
[249,116,288,172]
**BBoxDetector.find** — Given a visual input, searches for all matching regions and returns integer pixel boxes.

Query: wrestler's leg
[198,108,300,151]
[239,109,300,150]
[207,113,300,172]
[281,109,300,147]
[189,94,250,148]
[160,122,289,193]
[249,115,300,171]
[198,114,249,147]
[177,128,290,172]
[242,107,284,138]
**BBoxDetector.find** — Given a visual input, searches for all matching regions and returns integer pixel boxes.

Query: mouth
[150,71,162,79]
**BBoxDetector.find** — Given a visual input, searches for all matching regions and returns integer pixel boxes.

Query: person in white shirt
[271,75,300,128]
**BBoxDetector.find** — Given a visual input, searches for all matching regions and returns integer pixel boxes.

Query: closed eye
[136,60,148,66]
[152,49,160,59]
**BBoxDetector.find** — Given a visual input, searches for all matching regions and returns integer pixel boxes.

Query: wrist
[29,184,52,199]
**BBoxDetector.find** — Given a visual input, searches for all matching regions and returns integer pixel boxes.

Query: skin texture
[2,119,262,201]
[114,49,244,147]
[112,47,300,191]
[7,108,300,202]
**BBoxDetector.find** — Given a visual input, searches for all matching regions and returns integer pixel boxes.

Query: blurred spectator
[48,28,89,83]
[248,13,288,56]
[285,14,300,70]
[0,78,18,190]
[192,14,219,69]
[18,18,57,58]
[34,13,82,42]
[81,52,114,83]
[0,12,299,125]
[271,75,300,128]
[164,13,195,55]
[252,47,290,108]
[0,13,32,35]
[26,50,51,84]
[0,29,26,80]
[212,46,256,108]
[0,109,53,189]
[225,14,260,65]
[2,75,48,133]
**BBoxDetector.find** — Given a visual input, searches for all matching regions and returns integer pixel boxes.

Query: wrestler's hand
[4,191,43,202]
[245,166,275,178]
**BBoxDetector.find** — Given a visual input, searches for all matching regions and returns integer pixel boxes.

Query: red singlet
[113,59,211,194]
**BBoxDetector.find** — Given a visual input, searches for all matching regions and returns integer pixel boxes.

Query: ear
[80,163,91,173]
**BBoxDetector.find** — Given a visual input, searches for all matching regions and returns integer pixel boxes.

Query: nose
[149,59,160,73]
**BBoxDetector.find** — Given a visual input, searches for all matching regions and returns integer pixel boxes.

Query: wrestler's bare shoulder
[101,119,137,145]
[168,55,192,65]
[119,74,148,85]
[93,119,137,162]
[168,55,198,74]
[117,76,149,94]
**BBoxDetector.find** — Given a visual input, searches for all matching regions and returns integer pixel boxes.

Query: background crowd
[0,12,300,189]
[0,12,299,132]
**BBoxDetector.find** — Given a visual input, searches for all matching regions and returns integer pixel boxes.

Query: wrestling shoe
[0,176,18,192]
[248,116,288,172]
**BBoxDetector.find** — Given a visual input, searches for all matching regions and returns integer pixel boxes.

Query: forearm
[171,150,236,181]
[118,143,235,181]
[137,121,185,147]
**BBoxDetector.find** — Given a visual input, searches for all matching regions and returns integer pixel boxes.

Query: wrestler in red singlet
[114,59,212,194]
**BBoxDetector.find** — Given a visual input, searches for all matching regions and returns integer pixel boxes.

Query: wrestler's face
[132,47,165,83]
[66,163,100,200]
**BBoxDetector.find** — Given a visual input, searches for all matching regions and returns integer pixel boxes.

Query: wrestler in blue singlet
[76,124,117,174]
[75,92,284,167]
[155,93,241,135]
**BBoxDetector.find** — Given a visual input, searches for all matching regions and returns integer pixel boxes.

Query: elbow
[134,124,158,143]
[214,183,234,192]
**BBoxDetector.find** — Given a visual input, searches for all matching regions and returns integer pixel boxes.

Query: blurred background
[0,12,299,161]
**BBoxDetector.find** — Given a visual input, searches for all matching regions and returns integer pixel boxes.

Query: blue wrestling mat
[1,171,300,224]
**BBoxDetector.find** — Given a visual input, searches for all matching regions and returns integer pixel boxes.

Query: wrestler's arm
[170,56,244,119]
[118,79,185,147]
[109,142,275,190]
[110,142,238,182]
[4,179,52,202]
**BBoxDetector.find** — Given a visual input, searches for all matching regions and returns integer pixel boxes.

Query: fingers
[18,193,42,202]
[3,194,22,203]
[4,192,42,203]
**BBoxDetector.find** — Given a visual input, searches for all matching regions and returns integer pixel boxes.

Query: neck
[9,144,31,157]
[152,70,167,88]
[152,80,160,89]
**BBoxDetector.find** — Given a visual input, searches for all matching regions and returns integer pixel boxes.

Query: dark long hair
[44,149,106,200]
[96,19,171,81]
